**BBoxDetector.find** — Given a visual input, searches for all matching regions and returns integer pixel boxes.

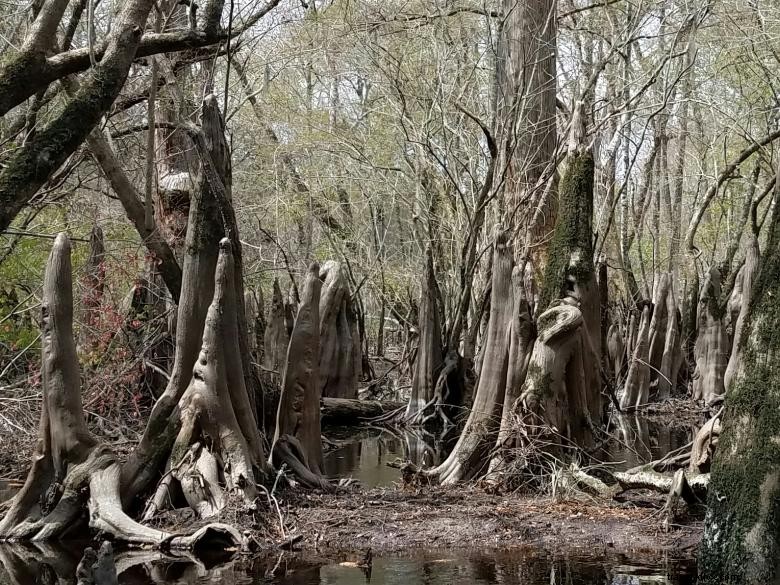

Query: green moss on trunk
[699,237,780,584]
[538,151,595,311]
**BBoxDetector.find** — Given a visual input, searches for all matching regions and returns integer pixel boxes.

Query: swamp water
[0,544,695,584]
[0,417,699,584]
[322,414,695,487]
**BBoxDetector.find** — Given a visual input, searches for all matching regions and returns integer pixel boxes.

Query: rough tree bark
[619,302,652,410]
[271,264,330,489]
[404,248,444,421]
[318,261,361,400]
[692,266,728,405]
[0,235,240,548]
[698,210,780,583]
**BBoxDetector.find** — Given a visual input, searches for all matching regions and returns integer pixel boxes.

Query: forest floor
[0,392,708,567]
[256,484,703,564]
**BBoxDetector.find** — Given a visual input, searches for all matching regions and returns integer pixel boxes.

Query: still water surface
[322,414,695,487]
[0,544,695,584]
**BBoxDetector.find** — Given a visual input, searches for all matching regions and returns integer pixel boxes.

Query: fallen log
[321,398,404,425]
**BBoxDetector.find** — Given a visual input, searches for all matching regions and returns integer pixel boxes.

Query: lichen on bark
[699,222,780,584]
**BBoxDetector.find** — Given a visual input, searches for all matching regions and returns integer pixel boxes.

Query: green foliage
[699,233,780,583]
[538,151,595,311]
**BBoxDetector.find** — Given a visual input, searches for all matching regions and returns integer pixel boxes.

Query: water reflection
[322,427,455,487]
[323,415,696,487]
[0,543,696,585]
[604,415,693,471]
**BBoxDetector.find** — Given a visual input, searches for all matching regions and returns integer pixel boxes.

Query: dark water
[322,414,695,487]
[322,427,456,487]
[602,414,695,471]
[0,544,696,584]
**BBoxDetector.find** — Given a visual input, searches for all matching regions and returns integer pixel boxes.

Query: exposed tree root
[0,235,243,550]
[271,264,333,490]
[142,240,260,521]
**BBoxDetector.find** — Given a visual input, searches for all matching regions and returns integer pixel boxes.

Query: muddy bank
[275,485,702,562]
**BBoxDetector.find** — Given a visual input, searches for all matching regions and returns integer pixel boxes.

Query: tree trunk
[658,276,683,399]
[263,278,291,377]
[318,261,361,400]
[647,272,670,379]
[538,150,601,420]
[724,235,759,392]
[271,264,329,488]
[620,302,652,410]
[607,323,625,384]
[497,0,558,273]
[692,266,728,405]
[429,235,515,484]
[487,266,534,477]
[80,225,106,349]
[121,95,264,503]
[699,213,780,583]
[404,248,444,420]
[0,235,240,549]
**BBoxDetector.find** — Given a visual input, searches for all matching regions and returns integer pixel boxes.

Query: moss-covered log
[699,214,780,583]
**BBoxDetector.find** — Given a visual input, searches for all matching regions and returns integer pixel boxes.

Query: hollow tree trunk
[699,219,780,583]
[404,248,444,420]
[692,266,728,405]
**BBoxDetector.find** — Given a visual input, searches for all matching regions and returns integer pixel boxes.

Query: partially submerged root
[0,235,243,550]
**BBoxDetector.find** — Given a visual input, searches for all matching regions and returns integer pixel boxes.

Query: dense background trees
[2,0,780,581]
